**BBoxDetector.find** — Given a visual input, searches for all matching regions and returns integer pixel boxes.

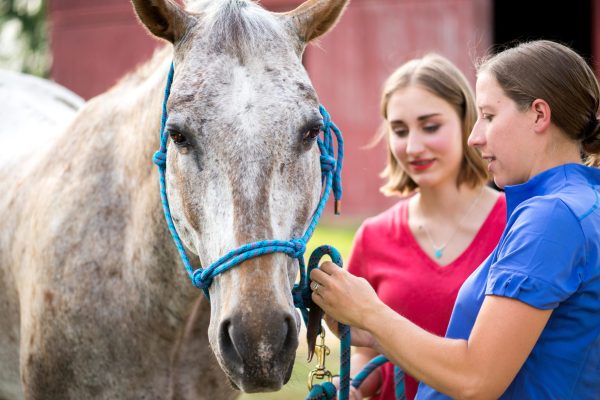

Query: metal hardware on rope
[301,246,351,400]
[308,331,332,389]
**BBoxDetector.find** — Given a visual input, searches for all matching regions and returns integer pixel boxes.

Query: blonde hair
[478,40,600,164]
[377,54,487,196]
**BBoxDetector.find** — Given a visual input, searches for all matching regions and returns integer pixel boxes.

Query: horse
[0,0,349,398]
[0,69,83,165]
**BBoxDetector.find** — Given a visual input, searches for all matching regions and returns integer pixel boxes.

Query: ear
[284,0,350,43]
[531,99,552,134]
[131,0,190,43]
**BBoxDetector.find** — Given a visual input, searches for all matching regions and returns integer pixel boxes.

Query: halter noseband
[152,63,344,300]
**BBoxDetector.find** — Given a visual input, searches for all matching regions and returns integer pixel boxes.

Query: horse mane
[112,46,172,91]
[189,0,287,61]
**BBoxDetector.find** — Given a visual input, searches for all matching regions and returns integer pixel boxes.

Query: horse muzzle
[217,309,298,392]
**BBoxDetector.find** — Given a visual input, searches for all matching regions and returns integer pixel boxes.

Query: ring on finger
[311,281,320,291]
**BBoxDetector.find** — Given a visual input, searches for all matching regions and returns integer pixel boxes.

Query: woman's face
[468,72,536,188]
[387,85,464,189]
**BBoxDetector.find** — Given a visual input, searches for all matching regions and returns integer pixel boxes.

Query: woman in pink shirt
[344,54,506,399]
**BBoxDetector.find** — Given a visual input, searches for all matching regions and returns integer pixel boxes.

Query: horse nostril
[218,318,243,366]
[218,311,299,375]
[282,314,298,353]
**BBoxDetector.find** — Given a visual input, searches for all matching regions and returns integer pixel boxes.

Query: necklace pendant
[434,248,443,259]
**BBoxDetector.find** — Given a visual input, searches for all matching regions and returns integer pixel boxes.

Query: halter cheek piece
[152,63,343,301]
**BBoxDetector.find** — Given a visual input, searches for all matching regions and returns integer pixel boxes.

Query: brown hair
[477,40,600,163]
[377,54,487,196]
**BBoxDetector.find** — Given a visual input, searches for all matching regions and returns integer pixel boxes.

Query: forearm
[311,264,550,399]
[364,304,480,399]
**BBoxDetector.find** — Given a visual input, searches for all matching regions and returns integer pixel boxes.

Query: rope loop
[320,105,332,133]
[306,381,337,400]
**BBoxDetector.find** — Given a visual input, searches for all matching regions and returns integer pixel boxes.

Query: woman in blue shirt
[310,40,600,399]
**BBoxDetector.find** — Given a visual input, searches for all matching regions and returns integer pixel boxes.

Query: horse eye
[303,126,322,143]
[169,130,188,146]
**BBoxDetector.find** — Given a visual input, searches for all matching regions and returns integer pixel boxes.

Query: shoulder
[497,195,586,276]
[560,181,599,223]
[515,189,578,220]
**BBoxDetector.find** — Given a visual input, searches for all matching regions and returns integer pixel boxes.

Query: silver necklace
[420,187,485,259]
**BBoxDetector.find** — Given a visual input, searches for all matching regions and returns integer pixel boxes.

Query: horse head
[131,0,348,392]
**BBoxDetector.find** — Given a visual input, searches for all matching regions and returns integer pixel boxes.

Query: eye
[423,124,440,133]
[481,113,494,122]
[390,124,408,137]
[169,130,188,146]
[303,125,322,143]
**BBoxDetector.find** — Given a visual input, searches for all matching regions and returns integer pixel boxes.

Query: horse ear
[131,0,189,43]
[284,0,349,42]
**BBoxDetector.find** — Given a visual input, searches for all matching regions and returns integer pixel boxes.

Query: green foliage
[0,0,50,76]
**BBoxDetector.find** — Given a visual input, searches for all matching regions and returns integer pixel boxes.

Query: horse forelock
[190,0,288,60]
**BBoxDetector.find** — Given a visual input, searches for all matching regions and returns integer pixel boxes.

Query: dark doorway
[494,1,593,62]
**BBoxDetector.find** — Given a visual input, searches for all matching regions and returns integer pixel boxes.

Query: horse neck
[105,48,200,307]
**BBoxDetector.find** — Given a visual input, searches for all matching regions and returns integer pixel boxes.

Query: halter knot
[320,154,336,173]
[290,239,307,259]
[192,269,211,292]
[153,150,167,167]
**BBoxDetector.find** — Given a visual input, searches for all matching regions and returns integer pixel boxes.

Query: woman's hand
[310,261,385,330]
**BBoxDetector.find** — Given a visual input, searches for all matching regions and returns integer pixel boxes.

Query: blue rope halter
[152,63,350,399]
[152,64,343,297]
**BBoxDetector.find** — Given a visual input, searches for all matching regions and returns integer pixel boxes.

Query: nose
[218,310,298,390]
[468,120,484,148]
[405,131,425,155]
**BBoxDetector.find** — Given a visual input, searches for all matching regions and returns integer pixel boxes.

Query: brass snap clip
[307,330,333,389]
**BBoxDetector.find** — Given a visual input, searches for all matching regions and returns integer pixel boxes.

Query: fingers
[309,261,345,294]
[319,260,341,274]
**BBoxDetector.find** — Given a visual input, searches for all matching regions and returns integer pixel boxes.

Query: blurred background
[1,0,598,398]
[2,0,598,222]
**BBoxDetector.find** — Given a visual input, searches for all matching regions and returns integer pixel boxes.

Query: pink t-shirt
[347,195,506,400]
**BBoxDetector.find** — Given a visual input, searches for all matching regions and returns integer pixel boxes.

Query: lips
[409,158,435,172]
[482,155,496,171]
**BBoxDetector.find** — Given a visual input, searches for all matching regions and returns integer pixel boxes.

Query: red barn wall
[48,0,164,100]
[49,0,598,220]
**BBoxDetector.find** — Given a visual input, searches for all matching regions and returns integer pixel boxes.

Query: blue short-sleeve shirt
[417,164,600,399]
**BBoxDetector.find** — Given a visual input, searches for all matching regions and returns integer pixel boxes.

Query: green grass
[305,223,357,263]
[238,223,358,400]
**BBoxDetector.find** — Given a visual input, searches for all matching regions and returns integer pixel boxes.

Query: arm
[312,263,551,399]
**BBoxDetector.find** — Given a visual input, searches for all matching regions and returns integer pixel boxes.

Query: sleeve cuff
[486,268,567,310]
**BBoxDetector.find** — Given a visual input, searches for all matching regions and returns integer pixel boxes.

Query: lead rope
[351,356,406,400]
[153,63,350,400]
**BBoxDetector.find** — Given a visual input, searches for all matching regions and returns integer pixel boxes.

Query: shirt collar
[504,163,596,216]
